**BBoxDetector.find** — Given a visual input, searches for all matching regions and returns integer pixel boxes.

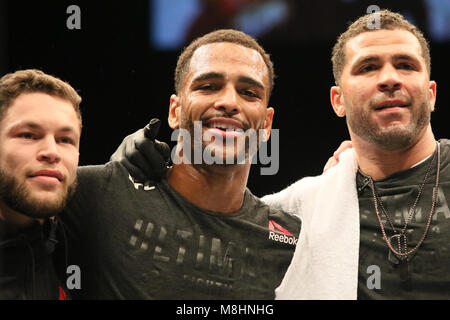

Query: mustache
[370,92,412,109]
[199,113,251,131]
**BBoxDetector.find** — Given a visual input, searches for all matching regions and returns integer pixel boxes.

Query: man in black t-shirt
[327,9,449,299]
[274,9,450,300]
[61,30,301,299]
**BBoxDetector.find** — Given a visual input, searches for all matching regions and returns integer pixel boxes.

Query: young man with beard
[60,29,301,299]
[0,69,82,299]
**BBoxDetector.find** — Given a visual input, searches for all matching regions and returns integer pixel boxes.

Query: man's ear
[261,107,274,142]
[330,86,346,117]
[168,94,181,129]
[429,80,437,112]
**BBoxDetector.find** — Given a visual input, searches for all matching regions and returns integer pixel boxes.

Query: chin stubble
[0,168,77,219]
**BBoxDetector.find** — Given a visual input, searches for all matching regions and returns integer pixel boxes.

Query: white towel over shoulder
[262,149,360,299]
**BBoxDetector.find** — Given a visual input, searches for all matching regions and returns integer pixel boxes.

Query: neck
[0,202,41,229]
[167,162,250,214]
[353,126,436,180]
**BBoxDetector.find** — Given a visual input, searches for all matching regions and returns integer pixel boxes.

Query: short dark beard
[0,168,77,219]
[180,115,261,166]
[347,101,430,151]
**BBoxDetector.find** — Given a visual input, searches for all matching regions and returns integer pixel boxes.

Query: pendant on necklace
[388,234,412,288]
[399,258,410,281]
[388,248,400,264]
[388,234,407,265]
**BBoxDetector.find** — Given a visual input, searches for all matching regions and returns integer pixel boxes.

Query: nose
[36,136,61,164]
[214,85,241,115]
[377,64,402,93]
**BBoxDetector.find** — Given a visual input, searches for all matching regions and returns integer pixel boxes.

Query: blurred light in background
[150,0,450,50]
[151,0,201,50]
[426,0,450,42]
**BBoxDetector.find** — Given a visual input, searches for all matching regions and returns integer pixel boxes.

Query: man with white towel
[264,9,450,299]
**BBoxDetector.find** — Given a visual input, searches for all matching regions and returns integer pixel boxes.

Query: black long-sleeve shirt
[0,219,66,300]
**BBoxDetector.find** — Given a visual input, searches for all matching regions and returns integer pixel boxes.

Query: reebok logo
[269,220,294,236]
[268,220,298,245]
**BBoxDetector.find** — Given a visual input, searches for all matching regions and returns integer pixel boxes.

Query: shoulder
[77,161,123,176]
[76,161,129,183]
[245,189,301,230]
[439,139,450,152]
[437,139,450,178]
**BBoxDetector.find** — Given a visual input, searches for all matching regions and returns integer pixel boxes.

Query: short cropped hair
[0,69,82,127]
[175,29,275,97]
[331,9,431,85]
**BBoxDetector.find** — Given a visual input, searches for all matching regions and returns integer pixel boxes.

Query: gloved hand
[110,118,171,182]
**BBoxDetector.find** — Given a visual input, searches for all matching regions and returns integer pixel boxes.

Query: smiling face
[0,92,81,219]
[169,42,274,164]
[330,29,436,150]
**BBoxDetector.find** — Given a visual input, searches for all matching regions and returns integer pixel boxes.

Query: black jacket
[0,219,67,300]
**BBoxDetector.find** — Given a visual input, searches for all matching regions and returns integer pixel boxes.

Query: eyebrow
[237,76,265,90]
[192,72,265,90]
[353,53,420,68]
[392,53,421,65]
[9,121,78,134]
[353,56,380,67]
[192,72,224,83]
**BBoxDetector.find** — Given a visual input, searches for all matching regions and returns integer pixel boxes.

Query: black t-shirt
[357,139,450,299]
[60,162,301,299]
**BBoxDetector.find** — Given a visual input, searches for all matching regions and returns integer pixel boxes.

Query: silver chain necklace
[365,142,440,282]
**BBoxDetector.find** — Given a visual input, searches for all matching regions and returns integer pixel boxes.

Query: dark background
[2,0,449,197]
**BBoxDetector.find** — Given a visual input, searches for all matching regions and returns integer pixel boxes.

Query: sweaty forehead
[187,42,268,82]
[346,29,422,59]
